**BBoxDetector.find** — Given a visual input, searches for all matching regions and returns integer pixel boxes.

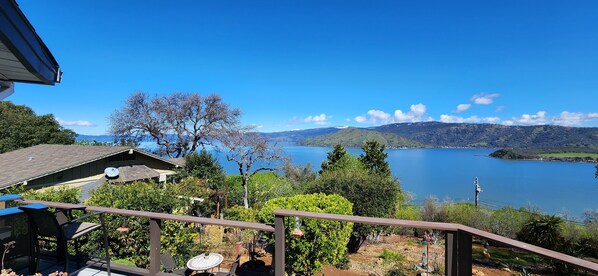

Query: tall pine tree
[359,140,391,178]
[319,144,348,174]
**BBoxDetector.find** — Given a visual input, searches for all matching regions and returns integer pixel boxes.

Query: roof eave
[0,0,61,85]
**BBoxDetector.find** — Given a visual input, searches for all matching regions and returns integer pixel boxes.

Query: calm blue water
[130,140,598,219]
[209,146,597,220]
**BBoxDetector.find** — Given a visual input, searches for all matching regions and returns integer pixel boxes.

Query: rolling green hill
[372,122,598,149]
[299,128,426,148]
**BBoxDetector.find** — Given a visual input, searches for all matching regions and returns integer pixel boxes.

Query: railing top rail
[274,209,598,273]
[19,199,275,232]
[273,209,461,231]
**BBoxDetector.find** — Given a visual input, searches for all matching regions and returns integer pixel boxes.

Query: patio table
[187,253,224,272]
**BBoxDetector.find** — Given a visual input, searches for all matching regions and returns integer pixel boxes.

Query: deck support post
[446,230,472,275]
[274,215,285,276]
[149,218,162,275]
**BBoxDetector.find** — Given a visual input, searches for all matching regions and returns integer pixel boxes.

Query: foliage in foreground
[85,181,202,268]
[309,153,400,253]
[258,193,353,275]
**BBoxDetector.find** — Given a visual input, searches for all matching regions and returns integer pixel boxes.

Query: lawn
[538,152,598,159]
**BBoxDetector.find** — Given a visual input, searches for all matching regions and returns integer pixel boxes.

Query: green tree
[173,150,226,190]
[258,193,353,275]
[0,101,75,153]
[308,164,400,253]
[359,140,391,178]
[319,144,348,174]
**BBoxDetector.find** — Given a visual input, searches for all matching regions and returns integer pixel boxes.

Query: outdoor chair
[213,254,240,276]
[160,251,191,275]
[19,204,110,275]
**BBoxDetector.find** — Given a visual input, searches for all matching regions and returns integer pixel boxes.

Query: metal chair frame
[19,204,110,275]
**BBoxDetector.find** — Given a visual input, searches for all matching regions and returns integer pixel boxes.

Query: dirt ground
[311,235,515,275]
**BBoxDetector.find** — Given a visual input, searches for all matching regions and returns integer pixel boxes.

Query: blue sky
[10,1,598,135]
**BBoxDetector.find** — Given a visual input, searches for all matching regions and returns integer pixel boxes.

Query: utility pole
[474,176,482,207]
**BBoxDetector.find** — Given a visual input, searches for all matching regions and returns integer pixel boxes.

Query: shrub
[84,181,199,268]
[308,165,400,253]
[227,172,296,209]
[489,207,533,239]
[223,206,256,222]
[3,184,81,204]
[517,214,563,250]
[420,197,449,223]
[257,193,353,275]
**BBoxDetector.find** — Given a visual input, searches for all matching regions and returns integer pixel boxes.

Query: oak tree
[109,91,240,158]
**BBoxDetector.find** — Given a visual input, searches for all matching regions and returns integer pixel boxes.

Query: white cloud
[56,118,95,127]
[505,111,598,126]
[355,104,433,125]
[345,118,352,122]
[552,111,586,126]
[440,115,502,124]
[304,113,331,125]
[471,93,500,105]
[495,106,506,112]
[455,104,471,113]
[510,111,548,125]
[393,103,432,123]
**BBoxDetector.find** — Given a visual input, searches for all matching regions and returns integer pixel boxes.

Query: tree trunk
[242,175,249,208]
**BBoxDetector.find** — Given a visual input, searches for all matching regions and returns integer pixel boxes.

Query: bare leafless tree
[220,126,286,208]
[109,91,240,158]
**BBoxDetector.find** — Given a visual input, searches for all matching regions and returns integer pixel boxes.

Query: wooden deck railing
[18,199,274,275]
[273,209,598,275]
[14,199,598,275]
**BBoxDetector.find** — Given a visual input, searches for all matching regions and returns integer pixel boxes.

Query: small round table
[187,253,224,272]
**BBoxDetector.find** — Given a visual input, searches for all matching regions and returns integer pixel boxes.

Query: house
[0,0,62,100]
[0,144,181,191]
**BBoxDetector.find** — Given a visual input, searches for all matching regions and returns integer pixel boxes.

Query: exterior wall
[27,151,177,188]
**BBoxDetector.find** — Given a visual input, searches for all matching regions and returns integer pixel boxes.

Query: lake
[209,145,597,220]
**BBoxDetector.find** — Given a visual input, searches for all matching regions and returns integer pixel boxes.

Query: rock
[376,258,384,264]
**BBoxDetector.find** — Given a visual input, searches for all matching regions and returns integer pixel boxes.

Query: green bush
[257,193,353,275]
[395,205,421,221]
[227,172,297,209]
[223,205,256,222]
[445,203,493,231]
[2,184,81,204]
[490,207,533,239]
[84,181,200,268]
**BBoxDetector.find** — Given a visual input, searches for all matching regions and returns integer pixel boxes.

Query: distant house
[0,144,182,191]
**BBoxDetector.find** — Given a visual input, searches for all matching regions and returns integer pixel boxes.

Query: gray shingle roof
[0,144,176,189]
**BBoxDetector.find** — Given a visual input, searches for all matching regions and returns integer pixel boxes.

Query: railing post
[149,218,162,275]
[274,214,285,276]
[445,230,472,276]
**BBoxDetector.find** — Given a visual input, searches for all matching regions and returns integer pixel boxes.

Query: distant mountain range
[78,122,598,150]
[262,122,598,149]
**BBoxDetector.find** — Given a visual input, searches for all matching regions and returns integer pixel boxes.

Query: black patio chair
[213,254,240,276]
[19,204,110,275]
[160,251,192,275]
